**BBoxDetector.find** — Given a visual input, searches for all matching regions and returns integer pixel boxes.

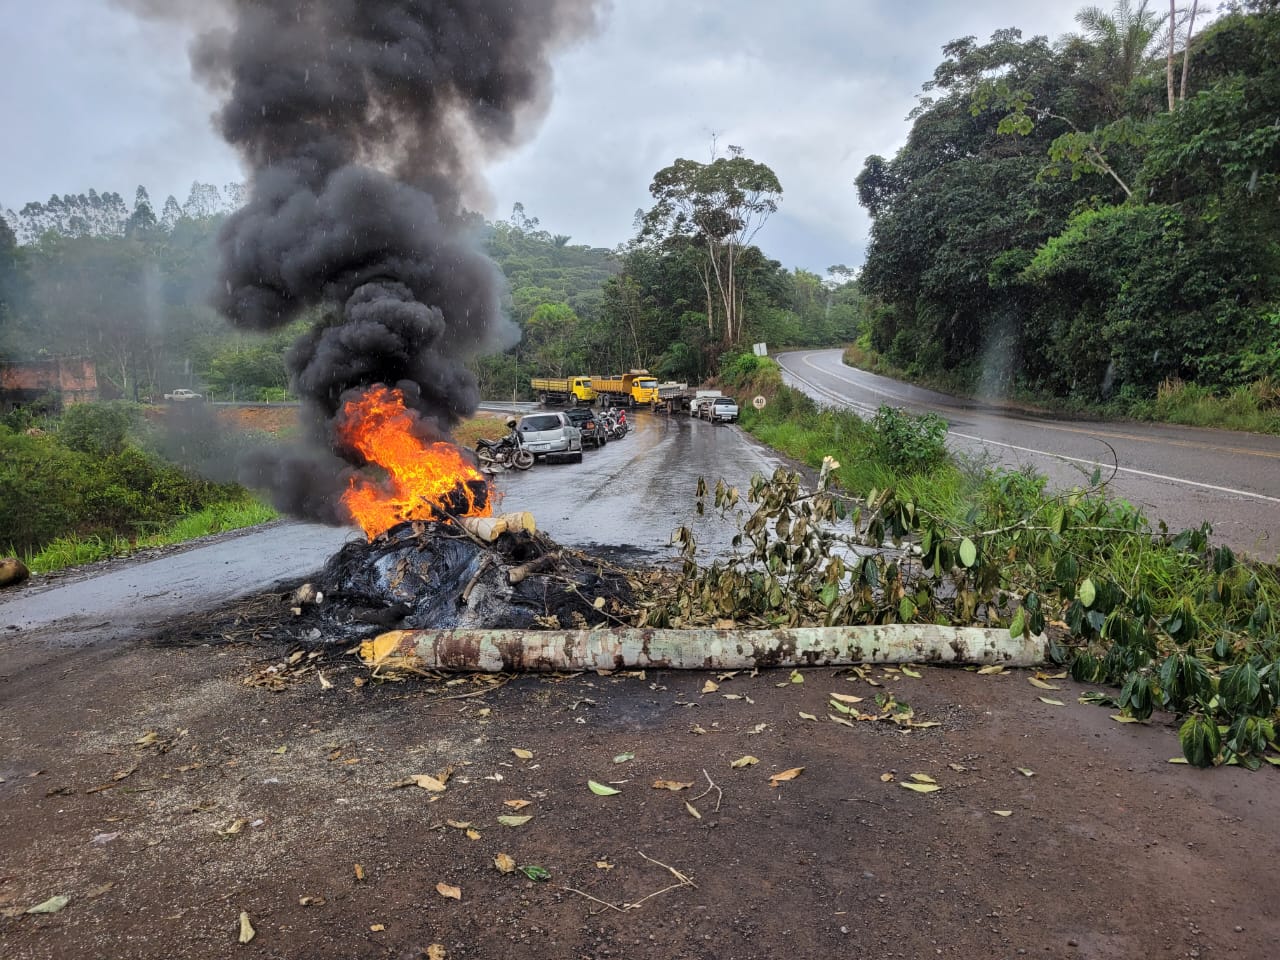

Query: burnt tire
[513,449,535,470]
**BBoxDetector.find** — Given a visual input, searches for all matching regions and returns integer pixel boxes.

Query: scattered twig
[420,675,513,705]
[461,556,493,604]
[560,886,627,915]
[562,851,696,917]
[690,768,722,812]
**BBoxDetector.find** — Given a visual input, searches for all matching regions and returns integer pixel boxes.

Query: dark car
[564,407,607,449]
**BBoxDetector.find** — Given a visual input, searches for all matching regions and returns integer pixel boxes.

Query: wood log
[360,625,1046,673]
[459,512,536,543]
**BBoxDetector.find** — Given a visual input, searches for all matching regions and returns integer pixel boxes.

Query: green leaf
[497,815,533,827]
[1079,578,1096,608]
[588,780,621,796]
[959,537,977,568]
[612,753,635,764]
[790,669,804,684]
[1179,715,1220,768]
[899,596,917,621]
[519,865,551,882]
[1009,608,1026,639]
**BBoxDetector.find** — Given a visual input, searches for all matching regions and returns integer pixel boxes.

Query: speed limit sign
[752,395,766,410]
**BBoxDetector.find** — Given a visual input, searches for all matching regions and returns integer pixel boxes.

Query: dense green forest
[1,174,857,405]
[856,0,1280,404]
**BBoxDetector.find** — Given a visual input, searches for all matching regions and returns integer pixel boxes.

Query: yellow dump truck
[530,376,596,406]
[590,370,660,407]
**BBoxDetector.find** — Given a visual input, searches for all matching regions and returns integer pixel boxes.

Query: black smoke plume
[128,0,600,523]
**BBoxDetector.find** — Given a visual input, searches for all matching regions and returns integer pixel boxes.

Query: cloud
[4,2,1098,269]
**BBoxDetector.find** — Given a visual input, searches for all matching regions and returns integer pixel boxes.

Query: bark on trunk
[361,624,1046,673]
[1167,0,1177,112]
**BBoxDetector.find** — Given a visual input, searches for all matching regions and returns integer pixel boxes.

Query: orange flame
[336,385,491,539]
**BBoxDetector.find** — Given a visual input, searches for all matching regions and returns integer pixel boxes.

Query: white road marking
[782,352,1280,506]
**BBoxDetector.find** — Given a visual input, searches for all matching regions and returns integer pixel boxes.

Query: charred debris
[287,517,639,645]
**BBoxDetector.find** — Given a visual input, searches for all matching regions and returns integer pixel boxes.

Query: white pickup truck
[699,396,739,423]
[163,388,204,402]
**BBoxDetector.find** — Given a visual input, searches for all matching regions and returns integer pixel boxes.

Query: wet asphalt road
[0,522,357,643]
[0,414,778,643]
[491,410,786,560]
[778,349,1280,558]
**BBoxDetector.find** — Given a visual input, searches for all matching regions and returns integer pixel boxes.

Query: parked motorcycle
[474,422,535,471]
[598,410,627,440]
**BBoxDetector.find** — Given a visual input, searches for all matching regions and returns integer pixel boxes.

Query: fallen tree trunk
[361,625,1045,672]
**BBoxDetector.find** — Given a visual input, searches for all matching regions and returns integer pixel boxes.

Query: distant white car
[164,388,204,402]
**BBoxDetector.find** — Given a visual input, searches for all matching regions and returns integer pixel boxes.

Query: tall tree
[638,149,782,348]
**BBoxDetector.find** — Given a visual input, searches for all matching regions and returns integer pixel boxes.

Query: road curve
[777,349,1280,559]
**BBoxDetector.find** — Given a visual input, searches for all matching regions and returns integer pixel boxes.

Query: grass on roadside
[841,344,1280,435]
[22,497,279,575]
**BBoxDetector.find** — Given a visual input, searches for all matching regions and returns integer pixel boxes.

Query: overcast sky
[1,1,1089,272]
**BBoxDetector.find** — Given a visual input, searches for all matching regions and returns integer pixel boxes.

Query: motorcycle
[474,421,535,471]
[599,410,627,440]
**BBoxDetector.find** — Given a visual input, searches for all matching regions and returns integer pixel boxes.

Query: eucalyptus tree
[638,149,782,348]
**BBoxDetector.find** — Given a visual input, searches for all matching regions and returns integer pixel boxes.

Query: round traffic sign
[752,395,766,410]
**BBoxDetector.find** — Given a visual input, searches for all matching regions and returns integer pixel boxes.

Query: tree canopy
[856,4,1280,401]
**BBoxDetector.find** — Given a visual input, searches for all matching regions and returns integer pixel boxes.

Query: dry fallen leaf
[769,767,804,786]
[25,895,70,915]
[427,945,447,960]
[722,693,744,700]
[1028,677,1060,690]
[685,801,702,819]
[909,773,936,784]
[879,772,894,783]
[1038,697,1065,706]
[798,712,818,721]
[730,755,759,769]
[217,818,249,837]
[238,911,255,944]
[299,896,325,907]
[993,810,1013,817]
[829,692,865,704]
[465,829,481,841]
[748,723,768,735]
[493,853,517,874]
[948,763,967,772]
[445,820,471,830]
[503,799,532,809]
[1016,767,1035,777]
[496,815,532,827]
[900,782,941,794]
[370,924,386,932]
[900,666,922,678]
[595,861,614,870]
[702,679,719,694]
[652,779,694,791]
[976,665,1006,675]
[511,748,534,760]
[435,882,462,901]
[1110,714,1144,724]
[353,863,365,882]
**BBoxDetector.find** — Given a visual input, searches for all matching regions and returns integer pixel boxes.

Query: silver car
[516,411,584,463]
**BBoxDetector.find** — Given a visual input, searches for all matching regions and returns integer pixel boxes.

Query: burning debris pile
[291,515,637,643]
[131,0,600,531]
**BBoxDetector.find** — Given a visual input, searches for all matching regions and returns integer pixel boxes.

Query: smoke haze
[124,0,601,522]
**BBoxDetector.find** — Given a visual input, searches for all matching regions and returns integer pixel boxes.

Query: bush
[869,404,948,473]
[58,401,139,456]
[0,427,239,555]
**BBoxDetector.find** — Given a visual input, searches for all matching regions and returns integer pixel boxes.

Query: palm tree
[1074,0,1169,112]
